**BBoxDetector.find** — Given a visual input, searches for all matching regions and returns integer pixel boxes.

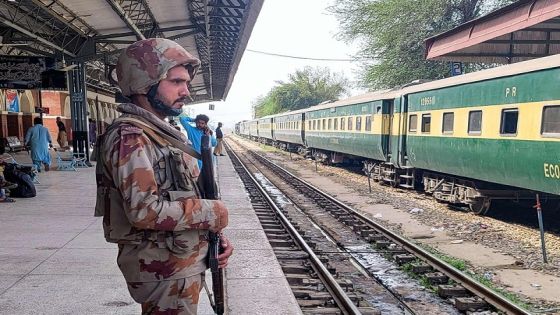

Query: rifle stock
[199,134,225,315]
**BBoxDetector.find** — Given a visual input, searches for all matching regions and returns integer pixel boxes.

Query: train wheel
[469,198,492,215]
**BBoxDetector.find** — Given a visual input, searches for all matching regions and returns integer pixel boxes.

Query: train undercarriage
[363,160,552,215]
[240,136,553,215]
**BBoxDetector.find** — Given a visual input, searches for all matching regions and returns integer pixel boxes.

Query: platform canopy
[425,0,560,64]
[0,0,263,102]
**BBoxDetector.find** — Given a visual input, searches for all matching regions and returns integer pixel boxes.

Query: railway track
[225,137,531,315]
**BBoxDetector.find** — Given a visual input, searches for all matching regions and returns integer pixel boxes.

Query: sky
[185,0,366,130]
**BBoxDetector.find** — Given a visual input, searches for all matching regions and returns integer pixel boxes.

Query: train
[236,54,560,214]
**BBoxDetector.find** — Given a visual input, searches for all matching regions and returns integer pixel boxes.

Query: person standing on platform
[55,117,68,150]
[178,114,217,168]
[214,122,225,156]
[94,38,233,315]
[25,117,52,172]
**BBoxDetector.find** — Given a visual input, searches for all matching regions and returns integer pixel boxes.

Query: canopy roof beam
[105,0,145,40]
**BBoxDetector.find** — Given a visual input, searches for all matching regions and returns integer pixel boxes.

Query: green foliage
[252,67,350,118]
[329,0,515,89]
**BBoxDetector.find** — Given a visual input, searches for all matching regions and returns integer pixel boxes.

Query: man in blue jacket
[179,114,217,168]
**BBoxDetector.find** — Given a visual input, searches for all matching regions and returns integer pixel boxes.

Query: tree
[329,0,514,89]
[252,67,350,118]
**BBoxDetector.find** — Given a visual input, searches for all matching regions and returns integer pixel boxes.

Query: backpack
[3,164,36,198]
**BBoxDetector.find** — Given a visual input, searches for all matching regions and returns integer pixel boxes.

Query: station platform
[0,150,301,314]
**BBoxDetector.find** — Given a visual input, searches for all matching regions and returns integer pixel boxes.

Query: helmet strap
[147,84,183,117]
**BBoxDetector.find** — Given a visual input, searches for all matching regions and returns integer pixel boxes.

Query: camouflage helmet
[116,38,201,97]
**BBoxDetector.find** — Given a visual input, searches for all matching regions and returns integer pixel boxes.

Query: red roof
[425,0,560,63]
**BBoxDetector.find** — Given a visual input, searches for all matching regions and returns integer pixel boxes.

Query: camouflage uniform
[95,38,228,315]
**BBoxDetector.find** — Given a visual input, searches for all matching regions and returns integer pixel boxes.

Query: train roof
[403,53,560,94]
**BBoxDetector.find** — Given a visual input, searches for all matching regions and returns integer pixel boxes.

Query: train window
[421,114,431,133]
[334,118,338,130]
[468,110,483,134]
[542,106,560,135]
[356,116,362,131]
[313,120,316,130]
[500,109,518,135]
[341,117,346,130]
[348,117,353,130]
[328,118,332,130]
[322,119,326,130]
[442,112,454,134]
[409,115,417,132]
[308,121,311,130]
[365,116,372,131]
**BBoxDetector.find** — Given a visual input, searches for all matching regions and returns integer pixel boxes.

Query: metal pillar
[68,61,90,162]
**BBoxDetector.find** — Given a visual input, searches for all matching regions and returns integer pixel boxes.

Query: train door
[381,99,394,160]
[398,96,408,166]
[300,113,305,144]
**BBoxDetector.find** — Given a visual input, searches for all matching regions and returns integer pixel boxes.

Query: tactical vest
[94,116,201,247]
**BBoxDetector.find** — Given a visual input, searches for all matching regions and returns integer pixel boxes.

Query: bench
[6,137,27,153]
[55,149,77,171]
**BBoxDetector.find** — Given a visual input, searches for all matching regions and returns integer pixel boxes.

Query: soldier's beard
[147,85,183,116]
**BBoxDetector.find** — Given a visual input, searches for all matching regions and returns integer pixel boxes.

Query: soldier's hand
[218,235,233,268]
[210,200,228,232]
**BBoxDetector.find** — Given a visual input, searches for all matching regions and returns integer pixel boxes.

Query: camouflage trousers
[127,273,205,315]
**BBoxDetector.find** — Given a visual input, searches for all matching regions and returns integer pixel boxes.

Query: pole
[37,89,43,120]
[315,158,318,172]
[534,194,548,263]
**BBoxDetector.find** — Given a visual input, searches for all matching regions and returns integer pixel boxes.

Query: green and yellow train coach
[273,110,306,153]
[304,91,398,164]
[403,55,560,213]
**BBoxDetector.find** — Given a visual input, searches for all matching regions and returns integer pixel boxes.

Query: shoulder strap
[115,117,201,160]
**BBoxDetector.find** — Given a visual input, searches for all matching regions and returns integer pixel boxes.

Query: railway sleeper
[360,229,375,238]
[281,264,312,274]
[298,299,336,308]
[454,297,489,312]
[269,240,295,248]
[411,263,433,274]
[265,228,291,235]
[394,254,416,265]
[374,240,391,249]
[437,284,470,298]
[266,234,291,240]
[285,274,320,286]
[274,251,310,260]
[367,234,387,242]
[261,223,283,229]
[425,272,450,285]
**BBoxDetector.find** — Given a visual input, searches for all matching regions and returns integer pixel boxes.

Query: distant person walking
[88,118,97,148]
[56,117,68,150]
[214,122,225,156]
[25,117,52,172]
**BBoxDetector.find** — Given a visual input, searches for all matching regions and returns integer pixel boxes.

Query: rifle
[198,133,225,315]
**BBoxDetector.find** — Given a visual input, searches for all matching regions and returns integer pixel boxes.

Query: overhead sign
[0,56,54,89]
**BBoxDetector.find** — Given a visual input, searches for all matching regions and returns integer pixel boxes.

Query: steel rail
[245,146,531,315]
[225,141,362,315]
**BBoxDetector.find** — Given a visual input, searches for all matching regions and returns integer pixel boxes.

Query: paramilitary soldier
[94,38,233,314]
